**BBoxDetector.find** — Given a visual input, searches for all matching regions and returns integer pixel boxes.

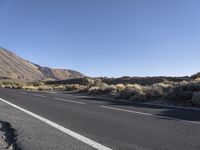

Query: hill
[0,47,84,81]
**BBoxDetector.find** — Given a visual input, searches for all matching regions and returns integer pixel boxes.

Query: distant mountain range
[0,47,84,81]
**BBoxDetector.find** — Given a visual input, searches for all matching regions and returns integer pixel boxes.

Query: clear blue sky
[0,0,200,77]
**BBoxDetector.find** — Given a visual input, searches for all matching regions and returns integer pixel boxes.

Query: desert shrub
[64,84,86,91]
[192,92,200,106]
[51,85,65,91]
[65,84,78,91]
[0,82,23,89]
[88,83,116,95]
[178,80,200,91]
[115,82,175,101]
[0,84,5,88]
[117,84,146,101]
[93,79,103,87]
[84,78,95,87]
[167,87,192,102]
[144,83,173,100]
[88,86,103,94]
[165,81,200,105]
[37,86,53,91]
[156,82,173,89]
[108,85,118,96]
[22,85,38,91]
[194,78,200,82]
[129,93,146,101]
[144,85,163,100]
[115,84,126,92]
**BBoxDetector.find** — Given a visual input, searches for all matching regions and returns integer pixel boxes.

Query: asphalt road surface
[0,88,200,150]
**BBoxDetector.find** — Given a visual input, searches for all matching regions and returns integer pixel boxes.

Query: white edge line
[31,94,46,98]
[0,98,112,150]
[100,106,200,126]
[54,97,86,105]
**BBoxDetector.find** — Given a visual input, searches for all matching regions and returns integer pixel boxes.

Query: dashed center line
[19,92,86,105]
[31,94,46,98]
[54,97,86,105]
[100,106,200,126]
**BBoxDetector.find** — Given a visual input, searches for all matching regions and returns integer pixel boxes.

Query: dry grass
[117,84,145,100]
[1,76,200,107]
[88,82,116,95]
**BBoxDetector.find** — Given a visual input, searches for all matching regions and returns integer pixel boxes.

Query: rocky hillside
[0,47,84,81]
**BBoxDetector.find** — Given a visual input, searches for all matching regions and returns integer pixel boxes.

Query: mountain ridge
[0,47,84,81]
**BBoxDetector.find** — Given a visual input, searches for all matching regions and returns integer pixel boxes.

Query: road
[0,88,200,150]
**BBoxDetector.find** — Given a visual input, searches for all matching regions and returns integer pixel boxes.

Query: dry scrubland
[1,73,200,107]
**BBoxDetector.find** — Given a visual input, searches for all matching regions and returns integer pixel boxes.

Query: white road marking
[54,97,86,105]
[101,106,200,126]
[31,94,46,98]
[0,98,112,150]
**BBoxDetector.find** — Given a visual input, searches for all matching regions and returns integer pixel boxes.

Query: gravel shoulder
[0,121,20,150]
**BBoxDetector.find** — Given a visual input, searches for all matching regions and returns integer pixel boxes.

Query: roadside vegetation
[1,73,200,107]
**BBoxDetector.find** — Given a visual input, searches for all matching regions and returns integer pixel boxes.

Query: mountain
[0,47,85,81]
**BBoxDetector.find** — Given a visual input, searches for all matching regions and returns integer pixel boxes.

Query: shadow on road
[81,96,200,122]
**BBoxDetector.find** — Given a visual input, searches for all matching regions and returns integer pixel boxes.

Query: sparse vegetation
[192,92,200,106]
[1,73,200,107]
